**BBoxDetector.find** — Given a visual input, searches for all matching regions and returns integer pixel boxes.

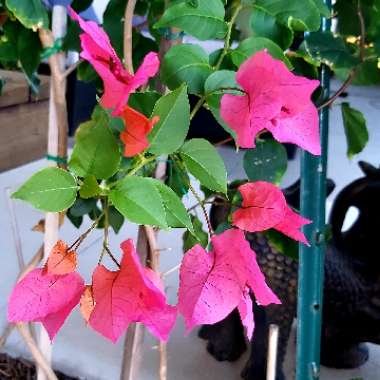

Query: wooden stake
[266,324,280,380]
[37,5,68,380]
[5,188,25,270]
[120,226,148,380]
[17,323,58,380]
[119,2,183,379]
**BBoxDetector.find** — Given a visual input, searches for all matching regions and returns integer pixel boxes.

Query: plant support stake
[296,2,331,380]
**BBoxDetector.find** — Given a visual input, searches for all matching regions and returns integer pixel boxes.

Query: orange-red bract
[80,285,95,323]
[120,105,159,157]
[44,240,77,275]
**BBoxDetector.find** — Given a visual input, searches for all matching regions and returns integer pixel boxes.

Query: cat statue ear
[359,161,380,179]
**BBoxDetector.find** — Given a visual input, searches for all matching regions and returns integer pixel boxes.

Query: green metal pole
[296,2,331,379]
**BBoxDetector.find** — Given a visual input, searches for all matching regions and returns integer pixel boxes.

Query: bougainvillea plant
[1,0,378,350]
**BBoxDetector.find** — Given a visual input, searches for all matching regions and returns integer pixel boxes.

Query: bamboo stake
[266,324,279,380]
[16,324,59,380]
[37,5,68,380]
[144,226,167,380]
[120,226,148,380]
[119,2,183,379]
[5,188,25,270]
[0,245,44,349]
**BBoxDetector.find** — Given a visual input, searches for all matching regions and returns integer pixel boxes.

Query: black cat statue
[199,161,380,380]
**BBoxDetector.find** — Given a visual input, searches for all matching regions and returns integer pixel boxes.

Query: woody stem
[188,183,214,236]
[103,244,121,268]
[68,211,104,251]
[123,0,137,74]
[190,4,243,121]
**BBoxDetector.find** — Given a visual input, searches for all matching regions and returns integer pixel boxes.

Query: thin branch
[123,0,137,74]
[190,96,205,120]
[214,4,243,69]
[61,60,82,80]
[6,187,25,270]
[318,0,366,111]
[103,245,121,268]
[189,5,243,121]
[68,212,104,251]
[162,264,180,278]
[214,136,233,146]
[357,0,366,61]
[16,323,58,380]
[317,70,356,110]
[189,184,214,236]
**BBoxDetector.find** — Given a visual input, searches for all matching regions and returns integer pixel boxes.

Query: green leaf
[263,230,298,260]
[161,44,213,94]
[79,175,101,199]
[17,28,42,79]
[0,20,21,62]
[303,31,359,70]
[254,0,322,32]
[149,179,193,232]
[62,18,81,52]
[12,167,77,212]
[231,37,292,68]
[108,206,124,233]
[334,0,379,38]
[132,30,159,69]
[70,198,97,217]
[109,176,167,228]
[128,92,161,117]
[341,102,369,159]
[77,61,99,83]
[67,208,83,229]
[71,0,93,13]
[166,160,190,198]
[179,138,227,193]
[336,59,380,86]
[69,112,121,179]
[148,85,190,155]
[154,0,227,40]
[311,0,330,18]
[183,215,208,251]
[250,7,293,50]
[204,69,239,139]
[6,0,49,30]
[243,139,288,184]
[103,0,127,58]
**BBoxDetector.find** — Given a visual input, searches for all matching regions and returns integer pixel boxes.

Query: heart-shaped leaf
[12,167,77,212]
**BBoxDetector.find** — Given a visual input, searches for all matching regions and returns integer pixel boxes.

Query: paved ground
[0,80,379,380]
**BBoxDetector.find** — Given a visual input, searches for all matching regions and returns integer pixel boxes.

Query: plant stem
[318,0,366,110]
[123,0,137,74]
[357,0,366,61]
[188,183,214,236]
[68,212,104,251]
[214,136,233,146]
[190,96,205,120]
[189,4,243,121]
[317,70,356,110]
[214,4,243,70]
[103,244,121,268]
[126,155,157,177]
[99,198,110,264]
